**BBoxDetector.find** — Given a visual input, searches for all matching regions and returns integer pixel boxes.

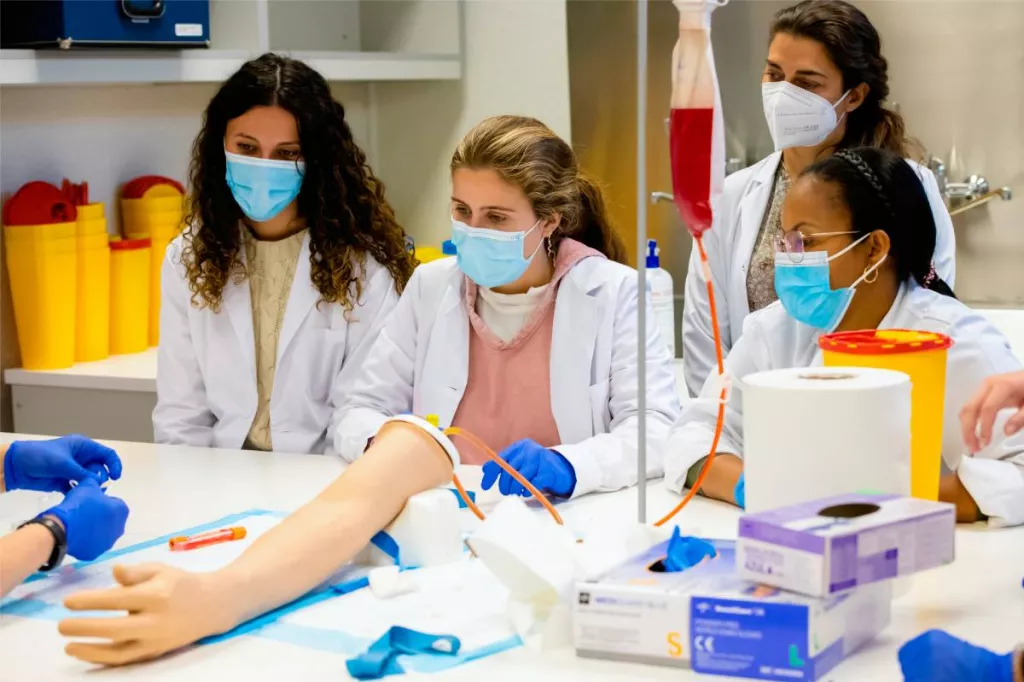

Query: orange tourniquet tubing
[654,235,726,526]
[445,427,564,525]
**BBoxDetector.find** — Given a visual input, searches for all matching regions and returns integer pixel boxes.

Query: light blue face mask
[774,233,886,331]
[450,218,544,288]
[225,150,305,222]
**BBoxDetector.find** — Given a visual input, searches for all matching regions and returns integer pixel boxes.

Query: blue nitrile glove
[663,526,717,572]
[480,439,577,498]
[42,478,130,561]
[734,472,746,509]
[898,630,1014,682]
[3,435,122,493]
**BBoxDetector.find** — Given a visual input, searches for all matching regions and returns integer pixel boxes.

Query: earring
[546,237,557,261]
[864,267,879,284]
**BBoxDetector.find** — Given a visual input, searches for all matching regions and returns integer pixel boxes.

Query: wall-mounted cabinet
[0,0,462,86]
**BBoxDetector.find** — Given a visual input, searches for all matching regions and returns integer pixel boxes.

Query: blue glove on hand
[43,478,130,561]
[481,439,577,498]
[663,526,717,573]
[898,630,1014,682]
[734,472,746,509]
[3,435,122,493]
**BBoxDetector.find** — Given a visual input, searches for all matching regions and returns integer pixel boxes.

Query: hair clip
[923,264,938,287]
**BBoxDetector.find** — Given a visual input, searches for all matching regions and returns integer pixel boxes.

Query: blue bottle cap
[646,239,659,269]
[442,239,457,256]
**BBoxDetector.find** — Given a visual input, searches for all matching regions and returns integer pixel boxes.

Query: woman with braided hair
[681,0,957,398]
[154,53,415,454]
[665,146,1024,527]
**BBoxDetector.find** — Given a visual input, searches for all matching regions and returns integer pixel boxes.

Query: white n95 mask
[762,81,850,151]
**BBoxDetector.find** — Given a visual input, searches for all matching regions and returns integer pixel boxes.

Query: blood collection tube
[169,526,247,552]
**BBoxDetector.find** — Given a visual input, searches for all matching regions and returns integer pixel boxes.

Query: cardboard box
[737,493,956,597]
[574,539,891,680]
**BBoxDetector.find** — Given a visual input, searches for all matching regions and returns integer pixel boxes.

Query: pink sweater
[451,239,604,463]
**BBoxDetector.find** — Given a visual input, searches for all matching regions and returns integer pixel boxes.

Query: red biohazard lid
[122,175,185,199]
[3,181,77,225]
[110,238,151,251]
[819,329,954,355]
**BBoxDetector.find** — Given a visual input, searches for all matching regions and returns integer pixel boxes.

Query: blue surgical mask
[774,233,886,331]
[450,218,544,288]
[225,150,305,222]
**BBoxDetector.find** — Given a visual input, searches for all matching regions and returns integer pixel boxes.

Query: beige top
[745,164,791,313]
[242,228,307,451]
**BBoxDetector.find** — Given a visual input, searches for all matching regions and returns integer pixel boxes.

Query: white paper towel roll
[743,366,912,513]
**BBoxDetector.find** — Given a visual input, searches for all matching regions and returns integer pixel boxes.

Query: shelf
[0,49,462,86]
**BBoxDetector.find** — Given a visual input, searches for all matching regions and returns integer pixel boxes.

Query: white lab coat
[333,256,682,498]
[665,283,1024,526]
[681,151,957,397]
[153,233,399,454]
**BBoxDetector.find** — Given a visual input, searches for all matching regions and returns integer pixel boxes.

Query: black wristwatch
[18,516,67,572]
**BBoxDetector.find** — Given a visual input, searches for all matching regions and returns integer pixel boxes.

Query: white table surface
[0,436,1021,681]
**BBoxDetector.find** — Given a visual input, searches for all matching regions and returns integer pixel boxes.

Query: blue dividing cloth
[663,527,717,573]
[447,487,476,509]
[370,531,401,566]
[346,627,461,680]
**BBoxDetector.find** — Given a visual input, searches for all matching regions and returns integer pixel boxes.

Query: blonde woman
[335,115,681,499]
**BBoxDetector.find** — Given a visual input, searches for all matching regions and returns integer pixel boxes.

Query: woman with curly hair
[153,53,414,454]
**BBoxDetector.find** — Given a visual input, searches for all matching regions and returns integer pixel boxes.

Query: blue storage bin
[1,0,210,49]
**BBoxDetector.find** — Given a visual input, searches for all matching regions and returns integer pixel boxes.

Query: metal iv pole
[636,0,649,524]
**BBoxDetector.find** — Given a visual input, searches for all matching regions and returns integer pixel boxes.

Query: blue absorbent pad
[1,508,521,675]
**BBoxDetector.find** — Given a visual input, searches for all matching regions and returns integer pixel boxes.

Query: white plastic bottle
[646,239,677,358]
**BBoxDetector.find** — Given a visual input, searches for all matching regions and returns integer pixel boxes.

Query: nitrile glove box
[737,493,956,598]
[573,539,892,680]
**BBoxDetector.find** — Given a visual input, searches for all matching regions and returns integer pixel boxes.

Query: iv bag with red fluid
[655,0,730,528]
[670,0,727,238]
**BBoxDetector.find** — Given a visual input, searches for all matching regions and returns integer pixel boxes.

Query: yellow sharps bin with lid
[819,329,953,501]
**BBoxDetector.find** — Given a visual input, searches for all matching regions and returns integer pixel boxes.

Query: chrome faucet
[927,157,1012,216]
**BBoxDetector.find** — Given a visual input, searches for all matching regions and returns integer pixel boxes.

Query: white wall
[0,82,373,228]
[371,0,572,247]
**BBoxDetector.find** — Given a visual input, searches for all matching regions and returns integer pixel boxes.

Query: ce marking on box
[694,636,716,653]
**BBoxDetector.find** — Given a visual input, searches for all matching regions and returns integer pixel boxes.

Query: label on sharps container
[690,596,815,681]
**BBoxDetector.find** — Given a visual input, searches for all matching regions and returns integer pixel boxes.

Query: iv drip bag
[670,0,727,238]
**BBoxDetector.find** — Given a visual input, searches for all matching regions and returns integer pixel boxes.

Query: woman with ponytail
[666,147,1024,527]
[682,0,957,397]
[334,115,680,500]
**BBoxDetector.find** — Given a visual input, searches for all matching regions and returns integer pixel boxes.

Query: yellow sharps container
[145,221,181,346]
[3,222,77,369]
[109,238,151,355]
[75,213,111,363]
[819,329,953,501]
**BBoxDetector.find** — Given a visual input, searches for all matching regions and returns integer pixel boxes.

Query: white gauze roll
[742,366,912,513]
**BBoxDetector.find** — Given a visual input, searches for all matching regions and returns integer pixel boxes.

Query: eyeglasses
[774,230,857,263]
